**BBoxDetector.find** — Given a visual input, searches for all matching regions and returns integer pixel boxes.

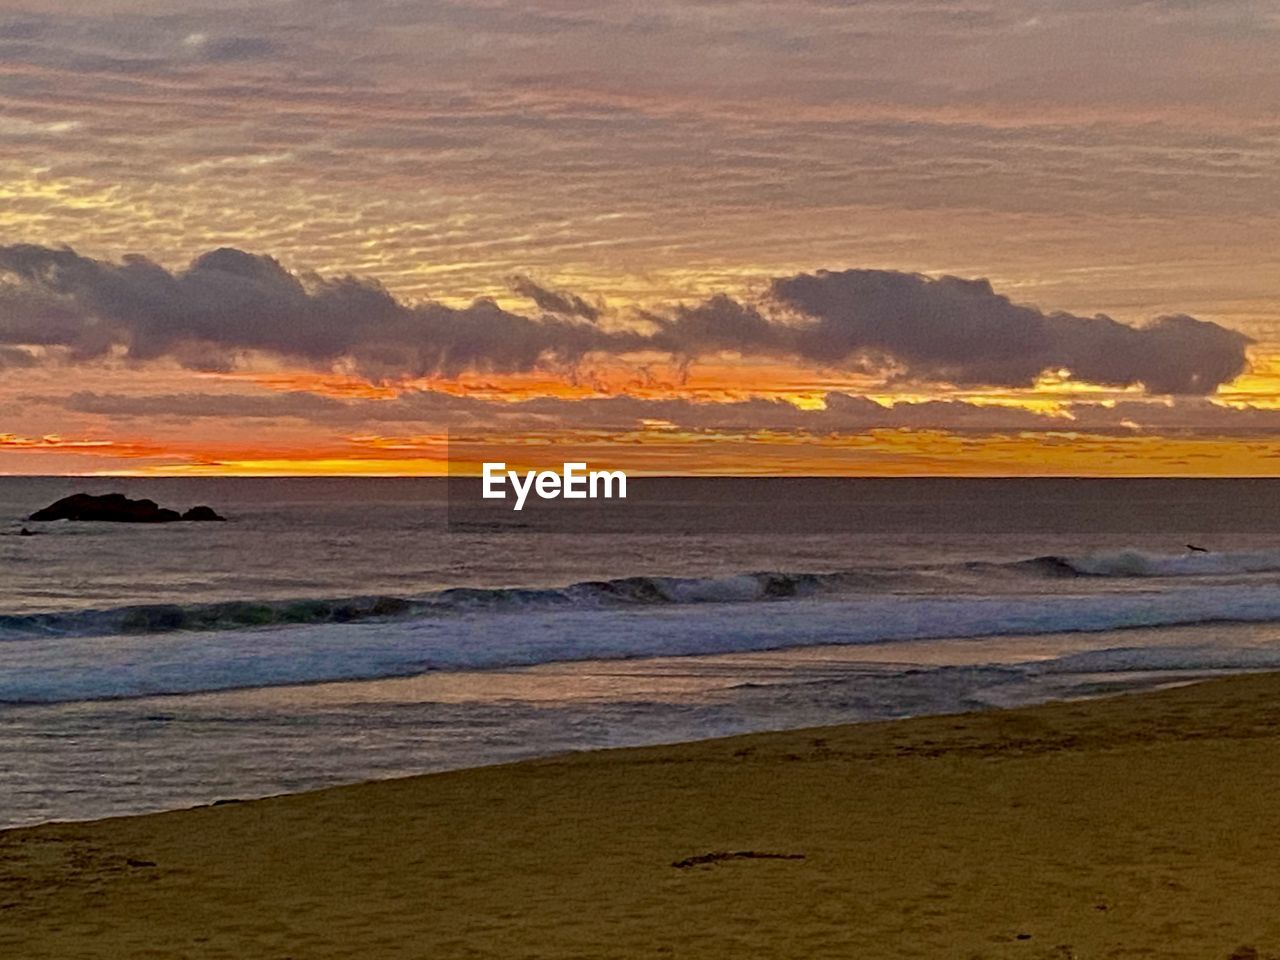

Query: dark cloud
[649,294,785,357]
[31,387,1044,433]
[767,270,1253,394]
[509,275,602,321]
[501,391,1054,433]
[0,244,642,379]
[0,245,1253,395]
[46,386,1280,439]
[52,390,352,421]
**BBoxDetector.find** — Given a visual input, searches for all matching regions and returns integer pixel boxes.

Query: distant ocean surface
[5,475,1280,827]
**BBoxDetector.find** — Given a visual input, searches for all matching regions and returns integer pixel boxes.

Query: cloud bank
[0,244,1253,394]
[41,388,1280,440]
[0,245,641,378]
[766,270,1253,394]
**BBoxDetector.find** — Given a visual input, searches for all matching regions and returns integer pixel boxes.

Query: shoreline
[5,624,1261,831]
[6,672,1280,957]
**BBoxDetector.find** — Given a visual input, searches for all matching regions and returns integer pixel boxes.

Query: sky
[1,0,1279,475]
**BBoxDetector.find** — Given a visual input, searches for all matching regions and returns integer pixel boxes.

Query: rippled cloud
[1,0,1278,328]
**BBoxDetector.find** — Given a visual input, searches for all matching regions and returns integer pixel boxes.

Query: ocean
[4,475,1280,828]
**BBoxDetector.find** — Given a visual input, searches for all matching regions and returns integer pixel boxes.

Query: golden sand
[6,673,1280,959]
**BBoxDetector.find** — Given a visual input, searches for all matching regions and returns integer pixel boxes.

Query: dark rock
[181,505,225,522]
[30,493,179,523]
[28,493,226,523]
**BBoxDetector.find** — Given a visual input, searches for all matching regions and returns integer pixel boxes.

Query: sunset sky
[2,0,1279,475]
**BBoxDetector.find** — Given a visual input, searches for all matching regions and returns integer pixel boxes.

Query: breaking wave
[5,547,1280,643]
[6,581,1280,703]
[1033,549,1280,578]
[0,570,941,640]
[8,542,1280,702]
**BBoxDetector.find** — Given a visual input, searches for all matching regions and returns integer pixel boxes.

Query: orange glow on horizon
[4,426,1278,478]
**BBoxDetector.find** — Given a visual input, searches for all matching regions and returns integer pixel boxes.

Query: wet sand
[5,672,1280,959]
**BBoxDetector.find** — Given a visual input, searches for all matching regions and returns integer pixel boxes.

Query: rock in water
[29,493,225,523]
[29,493,180,523]
[181,505,226,522]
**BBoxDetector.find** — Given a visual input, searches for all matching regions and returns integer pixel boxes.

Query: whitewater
[7,553,1280,703]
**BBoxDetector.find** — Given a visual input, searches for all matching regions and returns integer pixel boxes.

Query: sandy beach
[4,673,1280,959]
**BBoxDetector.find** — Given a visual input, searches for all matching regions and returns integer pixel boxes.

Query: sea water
[4,476,1280,827]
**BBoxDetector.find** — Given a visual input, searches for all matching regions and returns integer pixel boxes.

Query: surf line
[481,462,627,511]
